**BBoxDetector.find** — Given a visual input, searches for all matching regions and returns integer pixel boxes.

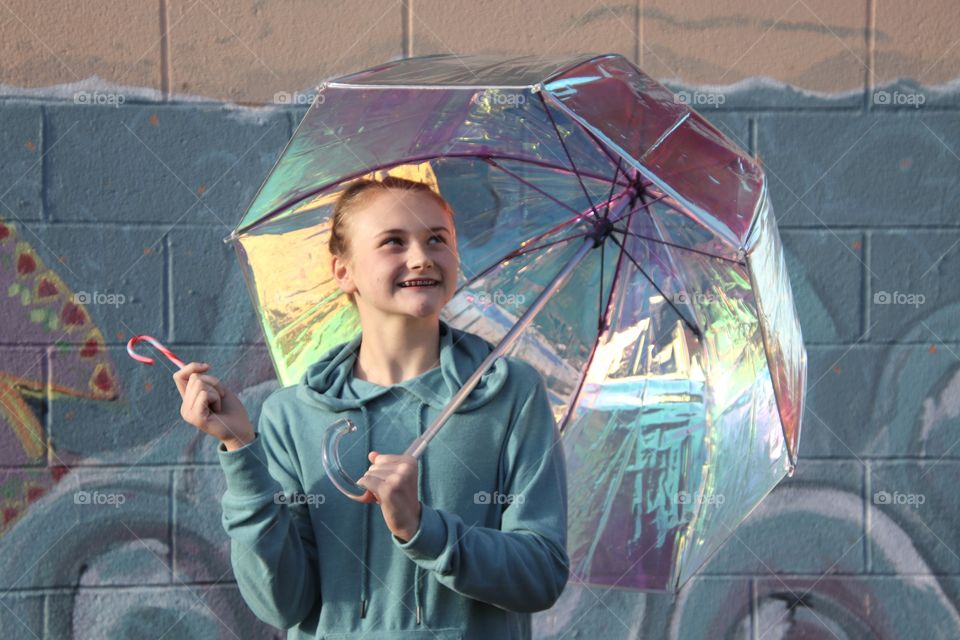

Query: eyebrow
[376,227,451,237]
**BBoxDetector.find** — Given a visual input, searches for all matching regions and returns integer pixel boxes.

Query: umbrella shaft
[404,233,598,459]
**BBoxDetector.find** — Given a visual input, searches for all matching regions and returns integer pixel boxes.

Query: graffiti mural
[1,3,959,630]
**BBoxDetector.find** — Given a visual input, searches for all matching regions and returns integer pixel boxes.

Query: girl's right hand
[173,362,256,451]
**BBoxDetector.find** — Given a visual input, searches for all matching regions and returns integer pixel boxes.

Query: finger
[368,457,417,476]
[183,375,206,417]
[173,362,209,396]
[203,382,222,414]
[356,475,384,503]
[359,471,406,498]
[197,376,224,413]
[195,374,224,397]
[357,490,379,504]
[367,454,410,464]
[173,362,204,391]
[185,371,205,400]
[185,373,223,410]
[359,469,391,483]
[188,385,210,422]
[190,384,220,422]
[368,455,417,470]
[182,374,202,414]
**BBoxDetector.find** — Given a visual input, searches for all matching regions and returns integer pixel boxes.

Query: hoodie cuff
[393,502,446,561]
[216,434,278,498]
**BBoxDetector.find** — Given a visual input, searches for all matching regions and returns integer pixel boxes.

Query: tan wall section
[874,0,960,87]
[0,0,957,103]
[0,0,162,90]
[639,0,868,92]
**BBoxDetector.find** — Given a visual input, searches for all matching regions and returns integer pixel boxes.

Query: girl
[173,176,569,639]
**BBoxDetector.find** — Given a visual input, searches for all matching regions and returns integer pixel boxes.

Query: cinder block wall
[1,2,958,638]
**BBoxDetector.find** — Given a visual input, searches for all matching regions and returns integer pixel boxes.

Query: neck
[353,315,442,386]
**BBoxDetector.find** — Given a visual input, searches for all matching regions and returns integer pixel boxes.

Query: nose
[407,239,434,270]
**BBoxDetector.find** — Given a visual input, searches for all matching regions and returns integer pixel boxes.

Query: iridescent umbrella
[225,52,807,592]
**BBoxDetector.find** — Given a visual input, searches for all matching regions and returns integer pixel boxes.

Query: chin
[400,303,445,318]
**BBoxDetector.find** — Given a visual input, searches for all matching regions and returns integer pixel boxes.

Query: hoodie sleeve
[217,394,320,629]
[392,369,570,613]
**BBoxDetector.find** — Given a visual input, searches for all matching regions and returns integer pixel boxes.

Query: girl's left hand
[357,451,422,543]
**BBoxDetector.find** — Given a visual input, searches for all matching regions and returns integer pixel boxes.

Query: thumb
[368,451,378,462]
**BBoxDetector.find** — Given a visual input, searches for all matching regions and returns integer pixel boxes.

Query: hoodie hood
[295,318,509,413]
[293,318,510,623]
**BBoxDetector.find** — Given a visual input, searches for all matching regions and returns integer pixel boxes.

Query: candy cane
[126,335,187,369]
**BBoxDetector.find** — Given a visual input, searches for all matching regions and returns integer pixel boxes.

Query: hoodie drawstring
[359,404,371,619]
[357,400,427,626]
[414,400,426,625]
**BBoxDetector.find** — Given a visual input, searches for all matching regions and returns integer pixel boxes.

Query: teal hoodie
[216,319,569,639]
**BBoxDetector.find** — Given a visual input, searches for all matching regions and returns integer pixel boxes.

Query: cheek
[373,264,401,288]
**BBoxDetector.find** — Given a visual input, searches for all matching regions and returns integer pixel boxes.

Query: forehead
[353,189,452,234]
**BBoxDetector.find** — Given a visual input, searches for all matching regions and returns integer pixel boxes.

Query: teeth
[399,280,438,287]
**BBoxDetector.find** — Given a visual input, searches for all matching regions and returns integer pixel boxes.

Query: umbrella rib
[234,152,630,236]
[505,231,594,261]
[556,218,633,434]
[599,236,605,332]
[454,229,595,297]
[602,154,627,221]
[596,149,624,328]
[537,89,632,173]
[607,231,702,338]
[484,158,582,216]
[536,92,604,221]
[605,191,671,226]
[610,228,743,264]
[485,158,636,248]
[601,189,743,264]
[484,154,629,186]
[520,188,633,254]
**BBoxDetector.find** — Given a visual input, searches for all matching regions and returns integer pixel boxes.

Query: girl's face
[331,188,460,321]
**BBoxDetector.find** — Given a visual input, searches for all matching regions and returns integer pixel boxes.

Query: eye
[429,234,446,244]
[381,237,402,246]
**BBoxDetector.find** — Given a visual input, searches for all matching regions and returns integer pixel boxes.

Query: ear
[331,253,358,295]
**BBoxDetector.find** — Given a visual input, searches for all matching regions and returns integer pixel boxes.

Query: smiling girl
[173,175,569,639]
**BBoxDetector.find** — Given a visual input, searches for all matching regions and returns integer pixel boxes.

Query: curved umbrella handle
[322,233,600,503]
[321,418,373,502]
[126,335,187,369]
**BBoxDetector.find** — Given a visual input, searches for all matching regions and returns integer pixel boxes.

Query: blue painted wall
[1,80,958,638]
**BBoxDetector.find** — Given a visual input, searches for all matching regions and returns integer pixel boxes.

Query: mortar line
[864,230,872,340]
[169,469,175,584]
[38,105,47,223]
[160,0,171,99]
[865,0,876,110]
[402,0,412,57]
[865,461,873,571]
[165,233,173,341]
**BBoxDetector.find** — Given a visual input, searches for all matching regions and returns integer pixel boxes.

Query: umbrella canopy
[227,52,807,592]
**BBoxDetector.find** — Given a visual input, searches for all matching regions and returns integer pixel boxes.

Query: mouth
[397,278,441,289]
